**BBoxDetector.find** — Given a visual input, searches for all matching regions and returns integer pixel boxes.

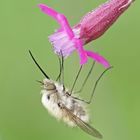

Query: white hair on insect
[41,78,89,127]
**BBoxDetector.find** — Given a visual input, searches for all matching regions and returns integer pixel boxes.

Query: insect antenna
[70,66,83,95]
[75,61,95,93]
[87,66,113,104]
[29,50,50,79]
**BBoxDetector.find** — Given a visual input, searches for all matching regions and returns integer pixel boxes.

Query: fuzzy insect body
[29,50,112,138]
[41,78,102,138]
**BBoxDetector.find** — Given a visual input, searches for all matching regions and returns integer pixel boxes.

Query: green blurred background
[0,0,139,140]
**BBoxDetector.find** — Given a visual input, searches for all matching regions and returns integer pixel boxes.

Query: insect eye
[47,95,50,100]
[47,84,56,90]
[57,103,61,108]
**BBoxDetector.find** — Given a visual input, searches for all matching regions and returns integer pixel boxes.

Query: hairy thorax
[41,78,89,126]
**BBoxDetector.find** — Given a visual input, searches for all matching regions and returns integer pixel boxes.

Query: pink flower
[38,0,134,68]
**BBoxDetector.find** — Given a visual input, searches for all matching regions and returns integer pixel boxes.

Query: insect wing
[62,105,103,138]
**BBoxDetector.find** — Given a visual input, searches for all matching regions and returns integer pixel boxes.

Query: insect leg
[56,51,65,90]
[70,66,83,95]
[86,66,113,104]
[74,61,95,94]
[61,53,65,90]
[56,56,62,82]
[71,96,89,104]
[72,66,113,104]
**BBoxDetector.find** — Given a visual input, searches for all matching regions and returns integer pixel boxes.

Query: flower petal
[73,39,88,65]
[38,4,74,39]
[85,50,110,68]
[38,4,58,19]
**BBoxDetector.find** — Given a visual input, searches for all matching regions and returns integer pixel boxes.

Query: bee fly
[29,50,112,138]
